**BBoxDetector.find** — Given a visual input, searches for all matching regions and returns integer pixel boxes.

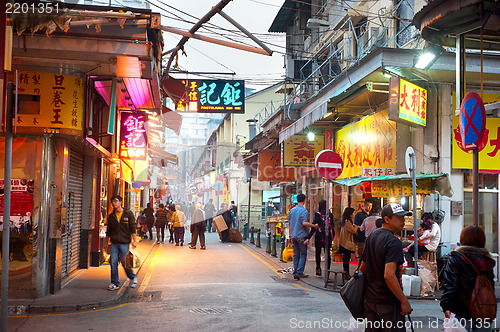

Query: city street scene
[1,0,500,331]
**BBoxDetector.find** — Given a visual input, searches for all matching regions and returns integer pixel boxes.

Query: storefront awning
[149,146,178,165]
[279,101,327,143]
[161,106,183,135]
[332,173,454,197]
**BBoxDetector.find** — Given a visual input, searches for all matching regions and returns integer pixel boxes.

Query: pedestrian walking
[172,204,186,246]
[154,203,167,244]
[289,193,318,280]
[230,200,238,228]
[167,204,175,243]
[307,200,334,278]
[106,195,137,291]
[441,225,496,330]
[204,198,215,233]
[360,206,382,239]
[189,202,206,250]
[360,203,413,331]
[339,207,359,279]
[142,203,155,241]
[354,198,372,259]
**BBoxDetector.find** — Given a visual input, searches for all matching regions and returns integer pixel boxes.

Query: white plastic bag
[443,313,467,332]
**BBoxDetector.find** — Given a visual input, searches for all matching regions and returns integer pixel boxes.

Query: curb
[7,242,157,315]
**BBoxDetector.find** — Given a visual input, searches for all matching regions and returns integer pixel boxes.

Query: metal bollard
[266,231,271,254]
[256,228,261,248]
[250,226,255,244]
[271,234,277,257]
[243,222,249,240]
[279,236,286,262]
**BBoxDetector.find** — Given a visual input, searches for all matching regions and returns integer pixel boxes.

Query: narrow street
[7,233,445,332]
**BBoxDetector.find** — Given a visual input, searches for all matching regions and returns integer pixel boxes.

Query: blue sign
[177,79,245,114]
[460,92,486,151]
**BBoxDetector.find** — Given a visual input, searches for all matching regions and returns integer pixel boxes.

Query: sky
[148,0,287,92]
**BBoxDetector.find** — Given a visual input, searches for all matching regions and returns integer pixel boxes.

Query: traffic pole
[411,152,418,276]
[1,82,14,332]
[323,180,330,284]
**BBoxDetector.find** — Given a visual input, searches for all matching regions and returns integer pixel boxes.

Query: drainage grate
[190,308,233,315]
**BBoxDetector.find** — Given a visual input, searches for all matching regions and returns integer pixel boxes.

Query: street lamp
[414,43,445,70]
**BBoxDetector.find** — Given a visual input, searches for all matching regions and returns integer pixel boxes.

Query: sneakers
[107,283,119,291]
[130,277,138,288]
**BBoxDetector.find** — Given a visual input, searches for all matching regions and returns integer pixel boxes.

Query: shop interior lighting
[307,132,315,141]
[401,197,406,205]
[390,197,396,203]
[414,43,445,70]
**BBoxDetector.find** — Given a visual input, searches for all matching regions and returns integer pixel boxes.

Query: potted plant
[331,243,343,262]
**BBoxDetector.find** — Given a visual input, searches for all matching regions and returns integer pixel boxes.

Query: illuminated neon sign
[388,77,427,127]
[176,79,245,113]
[119,111,148,160]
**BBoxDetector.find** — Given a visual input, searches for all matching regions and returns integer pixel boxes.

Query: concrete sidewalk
[7,238,156,315]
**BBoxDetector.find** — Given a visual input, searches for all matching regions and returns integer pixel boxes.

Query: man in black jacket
[106,195,137,291]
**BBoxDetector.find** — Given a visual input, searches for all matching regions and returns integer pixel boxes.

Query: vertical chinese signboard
[13,71,84,130]
[388,77,427,127]
[258,150,295,181]
[452,92,500,171]
[119,111,148,160]
[335,110,396,179]
[283,135,325,167]
[0,179,34,271]
[176,79,244,113]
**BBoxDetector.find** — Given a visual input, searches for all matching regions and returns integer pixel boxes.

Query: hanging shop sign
[335,110,396,179]
[283,135,325,167]
[371,178,432,198]
[388,77,427,127]
[258,150,295,182]
[176,79,244,113]
[452,92,500,172]
[12,71,84,131]
[119,110,148,160]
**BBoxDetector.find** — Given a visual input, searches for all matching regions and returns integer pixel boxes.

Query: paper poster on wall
[0,178,34,272]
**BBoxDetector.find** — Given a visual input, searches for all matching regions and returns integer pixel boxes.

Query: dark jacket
[143,206,155,225]
[308,211,334,244]
[155,208,167,227]
[106,208,136,244]
[440,245,496,319]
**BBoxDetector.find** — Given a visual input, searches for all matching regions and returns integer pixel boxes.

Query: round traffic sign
[315,150,343,180]
[214,180,224,192]
[459,92,486,151]
[405,146,415,178]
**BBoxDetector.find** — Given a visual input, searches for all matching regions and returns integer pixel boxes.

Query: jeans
[315,240,331,271]
[292,237,307,277]
[110,243,136,286]
[206,218,213,232]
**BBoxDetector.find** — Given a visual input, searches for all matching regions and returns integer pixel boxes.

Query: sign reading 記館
[176,79,244,113]
[452,92,500,172]
[388,77,427,127]
[336,110,396,179]
[119,110,148,160]
[11,71,84,131]
[283,135,325,167]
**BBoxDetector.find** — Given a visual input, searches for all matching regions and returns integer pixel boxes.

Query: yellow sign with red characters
[452,92,500,172]
[335,110,397,179]
[283,135,324,167]
[12,71,84,130]
[371,179,432,198]
[388,77,427,127]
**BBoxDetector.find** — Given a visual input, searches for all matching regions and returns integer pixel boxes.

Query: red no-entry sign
[315,150,343,180]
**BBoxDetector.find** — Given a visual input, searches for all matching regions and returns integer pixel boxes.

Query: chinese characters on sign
[388,77,427,127]
[335,110,397,179]
[371,179,432,198]
[13,71,83,130]
[283,135,325,167]
[452,92,500,171]
[119,111,148,160]
[361,167,396,177]
[176,79,244,113]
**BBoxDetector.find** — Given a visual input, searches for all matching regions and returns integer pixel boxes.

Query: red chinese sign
[335,110,396,179]
[119,111,148,160]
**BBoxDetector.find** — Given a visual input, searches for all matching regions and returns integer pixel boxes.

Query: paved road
[8,233,447,331]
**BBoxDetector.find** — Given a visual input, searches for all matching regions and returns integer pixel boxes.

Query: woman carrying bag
[339,207,359,280]
[441,225,496,331]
